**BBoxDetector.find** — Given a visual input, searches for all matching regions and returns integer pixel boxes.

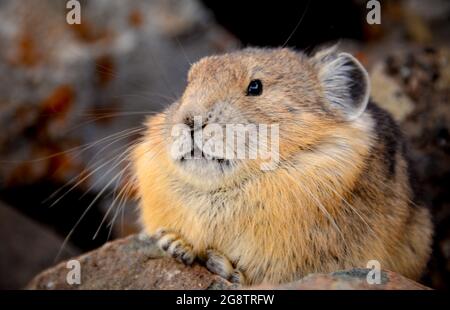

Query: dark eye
[246,79,263,96]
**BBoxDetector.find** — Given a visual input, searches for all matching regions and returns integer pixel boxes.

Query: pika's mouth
[177,146,232,170]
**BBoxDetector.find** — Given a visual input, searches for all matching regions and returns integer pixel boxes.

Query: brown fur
[132,48,433,285]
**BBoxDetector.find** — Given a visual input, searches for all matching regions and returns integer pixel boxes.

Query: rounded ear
[311,44,339,64]
[313,50,370,121]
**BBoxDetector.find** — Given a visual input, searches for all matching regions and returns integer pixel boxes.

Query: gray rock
[262,269,430,290]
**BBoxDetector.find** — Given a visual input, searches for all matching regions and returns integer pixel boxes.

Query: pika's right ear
[312,48,370,121]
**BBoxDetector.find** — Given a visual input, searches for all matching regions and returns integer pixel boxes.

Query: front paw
[152,228,195,265]
[205,249,246,284]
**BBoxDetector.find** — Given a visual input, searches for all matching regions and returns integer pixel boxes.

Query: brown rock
[26,234,235,290]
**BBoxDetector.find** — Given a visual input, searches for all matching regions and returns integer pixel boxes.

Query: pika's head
[156,47,370,189]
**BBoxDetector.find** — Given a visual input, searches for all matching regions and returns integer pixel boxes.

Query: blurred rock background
[0,0,449,289]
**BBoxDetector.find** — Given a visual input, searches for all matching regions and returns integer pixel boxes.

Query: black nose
[184,115,195,130]
[183,114,207,131]
[182,115,196,145]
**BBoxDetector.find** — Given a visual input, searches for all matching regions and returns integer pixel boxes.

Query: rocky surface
[265,270,430,290]
[27,234,234,290]
[27,234,430,290]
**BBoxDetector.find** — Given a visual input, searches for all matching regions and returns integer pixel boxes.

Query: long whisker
[282,0,311,47]
[43,128,144,205]
[64,111,159,134]
[54,162,129,262]
[1,126,145,165]
[92,164,130,240]
[176,37,193,66]
[80,140,138,200]
[105,140,166,240]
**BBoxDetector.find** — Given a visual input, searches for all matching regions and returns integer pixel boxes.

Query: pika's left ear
[313,50,370,121]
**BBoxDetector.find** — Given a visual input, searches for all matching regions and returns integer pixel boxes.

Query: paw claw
[205,249,246,284]
[152,229,195,266]
[181,252,195,265]
[230,270,245,284]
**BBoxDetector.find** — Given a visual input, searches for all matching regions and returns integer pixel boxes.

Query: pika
[132,47,433,285]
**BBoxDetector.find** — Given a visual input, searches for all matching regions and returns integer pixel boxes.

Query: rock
[370,63,415,122]
[258,269,430,290]
[0,202,79,289]
[27,234,430,290]
[26,234,235,290]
